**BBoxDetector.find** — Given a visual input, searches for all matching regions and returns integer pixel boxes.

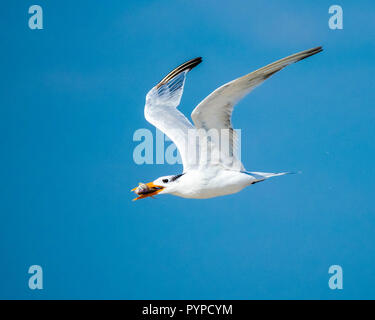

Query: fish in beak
[131,182,164,201]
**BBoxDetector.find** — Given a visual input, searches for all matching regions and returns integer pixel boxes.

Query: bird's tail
[244,171,298,184]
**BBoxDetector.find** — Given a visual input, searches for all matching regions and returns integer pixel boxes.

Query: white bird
[132,46,322,200]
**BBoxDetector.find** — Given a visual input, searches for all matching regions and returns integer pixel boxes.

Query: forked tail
[243,171,297,184]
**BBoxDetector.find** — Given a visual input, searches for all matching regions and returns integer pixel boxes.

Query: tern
[132,46,322,200]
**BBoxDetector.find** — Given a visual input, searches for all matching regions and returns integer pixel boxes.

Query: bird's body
[132,47,322,200]
[166,168,252,199]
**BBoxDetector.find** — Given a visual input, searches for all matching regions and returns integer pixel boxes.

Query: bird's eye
[162,179,169,183]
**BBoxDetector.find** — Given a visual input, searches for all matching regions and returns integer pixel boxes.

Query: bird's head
[131,174,183,201]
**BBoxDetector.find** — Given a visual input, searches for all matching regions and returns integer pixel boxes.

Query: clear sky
[1,0,374,299]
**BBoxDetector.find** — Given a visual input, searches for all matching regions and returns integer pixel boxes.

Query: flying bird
[132,46,322,200]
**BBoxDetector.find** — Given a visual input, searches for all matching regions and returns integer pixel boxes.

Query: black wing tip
[156,57,203,88]
[188,57,203,68]
[298,46,323,61]
[179,56,203,73]
[308,45,323,55]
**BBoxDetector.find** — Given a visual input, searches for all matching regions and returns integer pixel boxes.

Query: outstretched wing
[191,46,323,170]
[145,57,202,171]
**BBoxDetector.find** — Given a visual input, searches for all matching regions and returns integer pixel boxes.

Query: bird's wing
[191,46,322,170]
[145,57,202,171]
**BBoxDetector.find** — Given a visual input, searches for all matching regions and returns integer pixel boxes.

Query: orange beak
[131,182,165,201]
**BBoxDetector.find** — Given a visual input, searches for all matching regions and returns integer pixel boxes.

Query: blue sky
[1,0,374,299]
